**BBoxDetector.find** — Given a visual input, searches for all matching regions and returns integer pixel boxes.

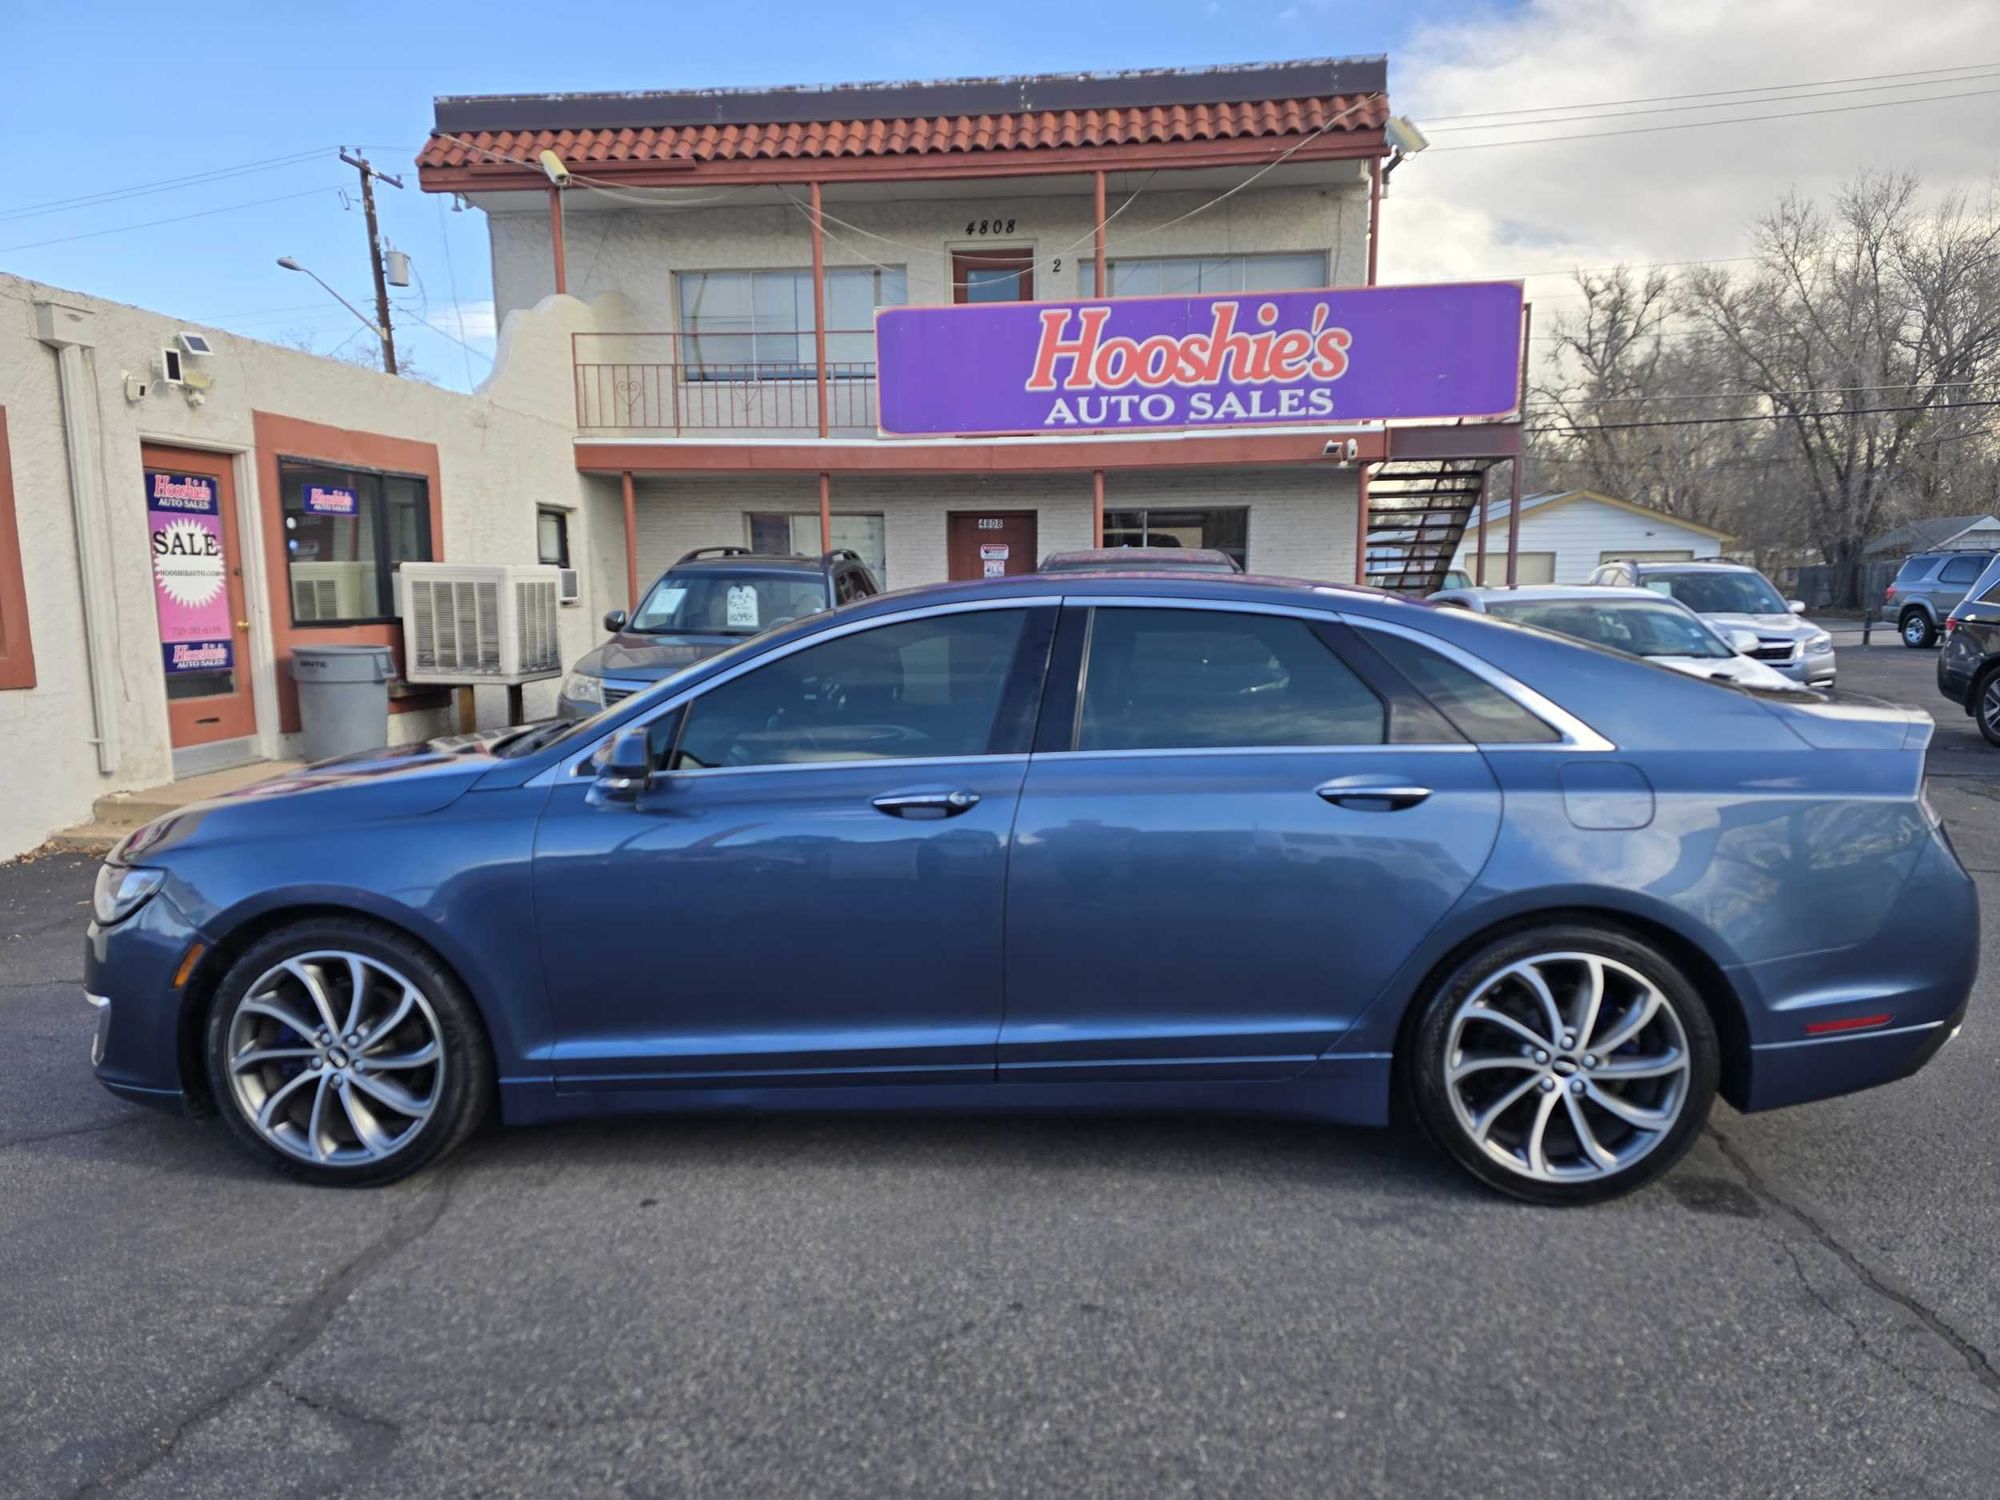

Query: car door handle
[1315,780,1432,811]
[871,789,981,818]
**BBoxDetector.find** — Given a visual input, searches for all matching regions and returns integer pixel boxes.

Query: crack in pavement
[67,1168,460,1499]
[0,1116,147,1152]
[1708,1127,2000,1415]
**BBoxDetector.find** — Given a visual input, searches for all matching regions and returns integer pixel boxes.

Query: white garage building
[1452,489,1731,585]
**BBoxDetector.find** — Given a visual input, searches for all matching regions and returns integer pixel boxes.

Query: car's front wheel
[204,917,492,1186]
[1902,610,1938,648]
[1408,925,1719,1205]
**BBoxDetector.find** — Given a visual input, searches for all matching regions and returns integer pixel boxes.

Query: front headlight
[93,865,164,926]
[1806,631,1834,654]
[564,671,604,707]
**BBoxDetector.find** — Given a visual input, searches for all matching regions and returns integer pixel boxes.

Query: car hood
[574,631,740,680]
[110,732,517,864]
[1700,611,1818,639]
[1651,655,1805,691]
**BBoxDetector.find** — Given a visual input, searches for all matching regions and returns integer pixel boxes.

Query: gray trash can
[291,645,395,763]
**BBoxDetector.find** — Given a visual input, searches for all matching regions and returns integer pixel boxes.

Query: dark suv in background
[1886,551,1996,648]
[559,547,879,717]
[1937,554,2000,743]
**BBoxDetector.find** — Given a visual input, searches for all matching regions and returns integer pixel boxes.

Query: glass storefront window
[1078,252,1328,298]
[279,458,432,625]
[1101,508,1249,570]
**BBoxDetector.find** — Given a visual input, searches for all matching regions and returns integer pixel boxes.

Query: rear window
[1939,555,1985,586]
[1895,556,1936,583]
[1360,629,1561,744]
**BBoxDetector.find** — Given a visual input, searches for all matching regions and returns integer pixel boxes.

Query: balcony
[573,332,880,438]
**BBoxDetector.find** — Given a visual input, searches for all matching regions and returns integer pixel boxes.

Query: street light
[276,256,390,367]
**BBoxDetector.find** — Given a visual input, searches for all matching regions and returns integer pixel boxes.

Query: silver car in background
[1586,559,1836,688]
[1429,584,1807,691]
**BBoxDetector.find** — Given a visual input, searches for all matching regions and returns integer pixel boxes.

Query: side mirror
[1787,600,1807,615]
[1727,627,1761,655]
[603,609,629,634]
[593,727,652,802]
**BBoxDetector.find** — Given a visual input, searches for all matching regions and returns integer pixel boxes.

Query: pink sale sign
[147,472,234,675]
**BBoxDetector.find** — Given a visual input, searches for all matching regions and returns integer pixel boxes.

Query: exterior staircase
[1361,460,1497,594]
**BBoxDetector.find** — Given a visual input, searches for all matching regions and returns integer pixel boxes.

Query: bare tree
[1681,172,2000,565]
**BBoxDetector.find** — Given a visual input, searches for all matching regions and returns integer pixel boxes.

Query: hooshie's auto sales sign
[875,281,1524,437]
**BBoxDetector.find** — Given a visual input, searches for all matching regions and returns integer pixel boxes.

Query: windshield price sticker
[725,585,761,630]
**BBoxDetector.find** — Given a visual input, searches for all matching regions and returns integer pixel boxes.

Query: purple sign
[875,282,1524,437]
[146,471,233,676]
[304,483,357,516]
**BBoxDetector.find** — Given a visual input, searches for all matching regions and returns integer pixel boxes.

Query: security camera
[1385,115,1430,156]
[538,150,571,188]
[1324,437,1359,461]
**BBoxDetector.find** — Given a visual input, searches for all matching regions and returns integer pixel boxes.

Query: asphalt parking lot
[5,634,1999,1499]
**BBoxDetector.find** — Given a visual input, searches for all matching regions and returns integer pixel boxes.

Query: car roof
[669,552,827,573]
[1438,584,1671,604]
[1039,547,1238,570]
[1620,559,1755,572]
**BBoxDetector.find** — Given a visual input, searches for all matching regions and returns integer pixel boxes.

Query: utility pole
[339,148,402,375]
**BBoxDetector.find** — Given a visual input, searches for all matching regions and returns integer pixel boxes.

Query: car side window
[1358,628,1561,744]
[1939,556,1983,586]
[1076,608,1385,752]
[670,609,1029,770]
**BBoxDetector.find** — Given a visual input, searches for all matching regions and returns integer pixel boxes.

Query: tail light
[1945,616,1960,634]
[1885,585,1898,603]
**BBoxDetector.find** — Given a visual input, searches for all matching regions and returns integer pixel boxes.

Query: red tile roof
[418,93,1387,179]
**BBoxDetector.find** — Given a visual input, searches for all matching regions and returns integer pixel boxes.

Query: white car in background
[1427,584,1809,691]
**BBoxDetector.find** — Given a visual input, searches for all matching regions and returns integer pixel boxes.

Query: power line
[0,185,346,254]
[0,148,333,222]
[1423,65,2000,131]
[1418,60,2000,122]
[1528,398,2000,435]
[1429,84,2000,152]
[1526,379,2000,407]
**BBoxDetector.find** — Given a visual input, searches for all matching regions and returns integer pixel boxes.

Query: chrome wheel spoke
[284,959,341,1037]
[361,1040,440,1071]
[1471,1074,1543,1141]
[1458,1005,1552,1053]
[1572,957,1607,1052]
[226,950,446,1170]
[348,1070,433,1121]
[1591,1049,1683,1080]
[1592,991,1663,1057]
[1524,1088,1561,1176]
[340,954,371,1038]
[232,1045,317,1072]
[1448,1052,1539,1083]
[1564,1092,1619,1172]
[1583,1080,1677,1131]
[1512,964,1565,1047]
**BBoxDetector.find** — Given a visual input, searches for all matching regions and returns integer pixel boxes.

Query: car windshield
[629,573,827,635]
[1487,599,1735,660]
[1641,569,1788,615]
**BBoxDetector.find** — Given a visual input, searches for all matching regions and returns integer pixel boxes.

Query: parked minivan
[1886,551,1996,648]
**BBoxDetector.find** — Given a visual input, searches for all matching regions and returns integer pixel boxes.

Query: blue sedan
[86,575,1976,1204]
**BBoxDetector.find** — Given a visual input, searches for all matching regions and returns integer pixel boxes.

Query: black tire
[1901,610,1938,649]
[204,916,493,1186]
[1974,666,2000,749]
[1407,923,1720,1206]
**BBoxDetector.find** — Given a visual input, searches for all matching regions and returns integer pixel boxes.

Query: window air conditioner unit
[558,567,581,605]
[398,563,564,685]
[290,561,375,622]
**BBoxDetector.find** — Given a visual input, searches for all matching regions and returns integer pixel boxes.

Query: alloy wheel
[224,951,445,1167]
[1442,952,1692,1185]
[1905,616,1931,646]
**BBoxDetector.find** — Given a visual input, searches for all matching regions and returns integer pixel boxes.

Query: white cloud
[429,298,496,344]
[1380,0,2000,306]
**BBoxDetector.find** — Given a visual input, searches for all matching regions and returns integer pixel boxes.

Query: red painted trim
[251,412,449,734]
[576,429,1393,476]
[621,469,639,608]
[1804,1013,1895,1036]
[548,186,568,295]
[810,182,830,438]
[0,407,35,691]
[1366,157,1381,286]
[143,444,258,746]
[419,130,1389,194]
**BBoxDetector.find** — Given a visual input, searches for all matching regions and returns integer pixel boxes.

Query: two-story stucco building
[415,57,1523,602]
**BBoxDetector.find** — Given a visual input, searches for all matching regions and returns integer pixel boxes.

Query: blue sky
[6,0,1994,391]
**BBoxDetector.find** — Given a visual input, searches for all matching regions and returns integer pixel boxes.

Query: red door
[142,444,257,748]
[952,248,1034,304]
[947,511,1039,581]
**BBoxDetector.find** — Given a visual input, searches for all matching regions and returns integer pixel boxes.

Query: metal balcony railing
[573,332,880,436]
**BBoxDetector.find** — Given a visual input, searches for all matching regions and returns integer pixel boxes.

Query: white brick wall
[630,467,1357,591]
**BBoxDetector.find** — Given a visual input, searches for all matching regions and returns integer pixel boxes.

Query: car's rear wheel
[204,917,492,1186]
[1974,668,2000,748]
[1408,924,1719,1205]
[1902,610,1938,648]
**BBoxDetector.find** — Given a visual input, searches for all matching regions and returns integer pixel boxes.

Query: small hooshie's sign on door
[147,471,233,675]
